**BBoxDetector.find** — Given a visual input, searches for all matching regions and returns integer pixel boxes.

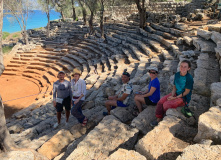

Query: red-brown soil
[0,76,40,118]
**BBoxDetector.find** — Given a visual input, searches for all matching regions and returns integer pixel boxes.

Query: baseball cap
[146,66,158,72]
[58,71,65,74]
[123,72,130,77]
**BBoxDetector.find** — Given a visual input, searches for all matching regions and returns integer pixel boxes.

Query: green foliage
[2,46,13,54]
[12,33,19,38]
[2,32,10,40]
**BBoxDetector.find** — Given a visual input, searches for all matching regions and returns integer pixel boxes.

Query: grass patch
[3,46,13,54]
[33,27,43,31]
[12,33,19,38]
[3,32,10,40]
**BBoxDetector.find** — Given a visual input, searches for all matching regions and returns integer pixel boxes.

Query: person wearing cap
[150,60,194,127]
[133,66,160,116]
[53,71,72,129]
[104,72,133,115]
[70,68,87,126]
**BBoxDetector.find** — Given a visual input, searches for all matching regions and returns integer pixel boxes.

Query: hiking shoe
[150,120,158,127]
[53,122,60,129]
[103,112,109,116]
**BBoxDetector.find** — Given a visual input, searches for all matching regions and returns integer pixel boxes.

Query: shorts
[117,100,128,107]
[144,97,157,106]
[56,96,71,112]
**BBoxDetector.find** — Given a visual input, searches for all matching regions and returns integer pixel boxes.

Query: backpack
[181,106,195,119]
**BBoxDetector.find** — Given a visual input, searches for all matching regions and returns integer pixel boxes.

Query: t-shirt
[148,78,160,103]
[71,78,87,101]
[118,83,133,105]
[174,72,194,103]
[53,80,72,100]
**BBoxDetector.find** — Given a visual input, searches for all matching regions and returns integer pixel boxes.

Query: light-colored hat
[71,68,82,76]
[58,71,65,74]
[146,66,158,72]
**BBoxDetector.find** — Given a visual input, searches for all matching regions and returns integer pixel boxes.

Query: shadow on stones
[169,122,198,144]
[4,104,22,119]
[157,151,182,160]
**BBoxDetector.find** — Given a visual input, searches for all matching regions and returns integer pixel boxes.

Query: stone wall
[104,1,209,22]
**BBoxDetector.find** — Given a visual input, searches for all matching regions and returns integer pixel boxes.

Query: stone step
[56,61,73,72]
[20,57,32,61]
[2,71,17,75]
[10,60,28,64]
[135,115,196,160]
[27,65,48,71]
[66,115,138,160]
[23,69,43,75]
[66,54,86,64]
[193,53,220,96]
[19,54,35,57]
[39,51,66,56]
[192,37,216,53]
[6,64,23,67]
[33,57,57,63]
[37,54,62,59]
[61,56,81,68]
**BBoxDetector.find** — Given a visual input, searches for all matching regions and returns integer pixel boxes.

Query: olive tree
[0,0,15,152]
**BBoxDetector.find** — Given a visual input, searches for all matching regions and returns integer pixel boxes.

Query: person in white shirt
[104,72,133,115]
[70,68,88,126]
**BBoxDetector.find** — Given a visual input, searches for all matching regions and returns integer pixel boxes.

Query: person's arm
[53,83,57,107]
[117,93,129,101]
[176,88,191,98]
[167,85,177,100]
[142,87,156,97]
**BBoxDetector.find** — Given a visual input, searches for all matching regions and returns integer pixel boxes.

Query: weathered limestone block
[174,23,188,31]
[38,129,74,159]
[197,29,212,40]
[211,31,221,44]
[0,150,49,160]
[210,82,221,106]
[194,106,221,143]
[192,37,216,53]
[177,144,221,160]
[106,148,147,160]
[111,107,134,123]
[131,106,156,135]
[162,50,174,60]
[216,98,221,106]
[135,116,189,160]
[66,115,138,160]
[183,36,193,46]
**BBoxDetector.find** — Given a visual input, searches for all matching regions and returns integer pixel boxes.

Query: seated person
[104,72,133,115]
[133,67,160,116]
[150,60,194,127]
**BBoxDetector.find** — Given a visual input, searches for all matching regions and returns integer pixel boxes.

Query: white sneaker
[53,123,59,129]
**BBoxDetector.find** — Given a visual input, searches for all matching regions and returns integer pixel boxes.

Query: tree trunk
[71,0,76,21]
[135,0,146,29]
[21,29,29,45]
[100,1,104,38]
[46,0,50,38]
[60,10,65,21]
[0,0,15,152]
[0,0,4,75]
[89,11,94,34]
[78,0,87,24]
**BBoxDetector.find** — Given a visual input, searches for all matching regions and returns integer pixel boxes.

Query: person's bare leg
[134,96,146,113]
[65,110,70,122]
[57,112,61,124]
[105,100,117,115]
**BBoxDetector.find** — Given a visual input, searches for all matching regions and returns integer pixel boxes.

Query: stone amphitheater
[1,1,221,160]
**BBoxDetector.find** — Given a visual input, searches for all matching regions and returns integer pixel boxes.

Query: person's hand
[53,101,56,107]
[167,96,176,101]
[74,99,79,105]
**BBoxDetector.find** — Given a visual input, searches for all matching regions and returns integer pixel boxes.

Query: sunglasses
[149,71,157,74]
[123,72,130,77]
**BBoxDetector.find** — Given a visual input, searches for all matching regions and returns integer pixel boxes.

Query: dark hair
[181,60,191,68]
[123,72,130,77]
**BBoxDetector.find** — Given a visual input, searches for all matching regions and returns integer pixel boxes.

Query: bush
[3,46,13,54]
[2,32,10,40]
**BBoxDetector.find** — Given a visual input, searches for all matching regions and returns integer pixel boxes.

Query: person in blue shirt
[133,66,160,116]
[150,60,194,127]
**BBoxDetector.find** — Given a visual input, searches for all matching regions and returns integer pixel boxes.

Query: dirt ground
[0,76,40,118]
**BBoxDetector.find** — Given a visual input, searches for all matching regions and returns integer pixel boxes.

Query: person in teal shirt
[150,60,194,127]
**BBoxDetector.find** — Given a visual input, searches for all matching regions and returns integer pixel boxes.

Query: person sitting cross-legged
[103,72,133,115]
[133,67,160,116]
[150,60,194,127]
